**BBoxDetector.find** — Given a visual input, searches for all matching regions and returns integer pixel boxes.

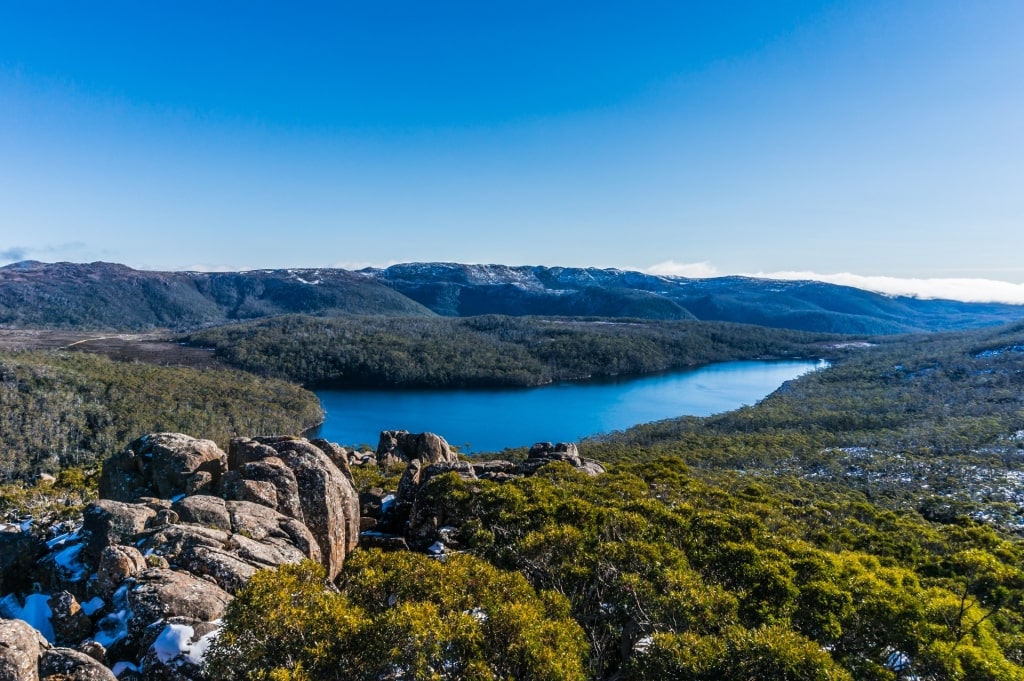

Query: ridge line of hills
[3,259,1023,334]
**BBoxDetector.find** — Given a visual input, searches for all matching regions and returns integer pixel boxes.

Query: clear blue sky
[1,1,1023,298]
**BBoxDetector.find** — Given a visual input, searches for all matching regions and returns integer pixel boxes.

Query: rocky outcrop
[242,438,359,581]
[361,435,606,555]
[99,434,227,503]
[375,430,457,467]
[0,431,367,680]
[517,442,606,477]
[0,429,607,680]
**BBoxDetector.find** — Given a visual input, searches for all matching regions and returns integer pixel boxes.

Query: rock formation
[0,429,603,679]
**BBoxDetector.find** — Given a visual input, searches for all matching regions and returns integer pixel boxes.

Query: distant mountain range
[2,260,1022,334]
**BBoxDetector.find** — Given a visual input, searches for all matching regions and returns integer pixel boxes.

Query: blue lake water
[311,359,826,454]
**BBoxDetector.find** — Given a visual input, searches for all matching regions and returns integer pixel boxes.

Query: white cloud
[643,260,1024,304]
[749,271,1024,305]
[644,260,720,278]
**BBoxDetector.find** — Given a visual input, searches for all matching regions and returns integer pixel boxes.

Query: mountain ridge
[2,260,1023,334]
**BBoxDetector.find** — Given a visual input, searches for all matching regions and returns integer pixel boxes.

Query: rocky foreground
[0,430,603,680]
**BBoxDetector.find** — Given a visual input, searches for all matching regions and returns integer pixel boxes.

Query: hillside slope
[3,260,1023,335]
[0,261,433,330]
[371,263,1024,333]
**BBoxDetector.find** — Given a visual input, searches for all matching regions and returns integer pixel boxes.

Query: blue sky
[1,1,1023,301]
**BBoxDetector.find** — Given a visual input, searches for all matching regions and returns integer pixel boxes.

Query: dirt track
[0,330,228,369]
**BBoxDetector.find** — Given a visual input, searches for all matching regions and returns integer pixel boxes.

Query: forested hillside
[0,350,323,480]
[0,260,432,330]
[590,321,1024,533]
[185,314,839,387]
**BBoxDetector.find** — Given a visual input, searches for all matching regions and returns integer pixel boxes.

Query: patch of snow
[81,596,105,616]
[19,518,33,532]
[112,661,140,677]
[93,584,131,648]
[46,527,82,549]
[427,541,445,555]
[0,592,55,642]
[154,623,197,664]
[976,345,1024,358]
[634,635,654,653]
[52,542,89,581]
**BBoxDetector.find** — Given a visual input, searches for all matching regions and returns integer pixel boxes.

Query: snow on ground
[153,621,220,666]
[93,583,131,648]
[0,592,55,642]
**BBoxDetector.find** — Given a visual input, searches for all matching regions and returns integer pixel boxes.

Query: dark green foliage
[0,350,323,480]
[186,314,835,387]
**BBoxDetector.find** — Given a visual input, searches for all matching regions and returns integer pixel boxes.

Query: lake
[311,359,826,454]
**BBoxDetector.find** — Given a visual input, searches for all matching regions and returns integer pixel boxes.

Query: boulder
[136,525,231,566]
[99,434,227,502]
[516,442,606,477]
[96,546,148,600]
[47,591,93,646]
[310,438,354,482]
[171,496,231,532]
[127,569,231,644]
[471,460,516,478]
[137,617,219,680]
[175,547,257,596]
[256,438,359,580]
[82,501,157,566]
[218,475,278,513]
[225,501,319,561]
[227,438,281,471]
[39,647,117,680]
[375,430,457,467]
[0,617,47,681]
[219,458,303,522]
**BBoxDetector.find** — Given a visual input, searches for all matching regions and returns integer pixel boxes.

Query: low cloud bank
[644,261,1024,305]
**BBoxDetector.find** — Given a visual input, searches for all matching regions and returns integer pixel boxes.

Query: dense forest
[588,321,1024,534]
[185,314,840,388]
[0,350,323,480]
